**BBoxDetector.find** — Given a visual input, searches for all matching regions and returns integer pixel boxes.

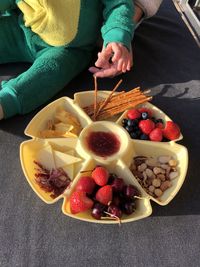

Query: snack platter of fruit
[20,79,188,224]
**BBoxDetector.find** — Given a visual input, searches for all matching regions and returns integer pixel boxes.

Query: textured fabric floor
[0,1,200,266]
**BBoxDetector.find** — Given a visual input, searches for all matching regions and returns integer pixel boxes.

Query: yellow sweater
[17,0,81,46]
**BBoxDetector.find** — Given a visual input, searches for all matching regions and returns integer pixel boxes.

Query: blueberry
[140,134,149,140]
[122,118,128,126]
[130,132,138,139]
[141,112,148,120]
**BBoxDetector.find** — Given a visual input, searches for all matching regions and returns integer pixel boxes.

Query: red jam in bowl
[86,131,121,157]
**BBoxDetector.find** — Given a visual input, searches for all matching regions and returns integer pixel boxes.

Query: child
[0,0,162,120]
[89,0,163,77]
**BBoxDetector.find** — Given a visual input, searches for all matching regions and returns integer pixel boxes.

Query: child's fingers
[117,58,125,72]
[93,67,120,78]
[122,62,128,73]
[127,59,132,71]
[110,43,122,62]
[88,66,100,74]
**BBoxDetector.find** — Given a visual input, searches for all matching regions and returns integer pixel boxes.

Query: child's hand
[89,42,133,78]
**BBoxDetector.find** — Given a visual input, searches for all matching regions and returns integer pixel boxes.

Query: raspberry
[70,191,94,214]
[127,109,141,120]
[139,119,155,135]
[91,166,109,186]
[95,185,113,205]
[149,128,163,142]
[163,121,181,140]
[75,176,96,194]
[138,108,152,118]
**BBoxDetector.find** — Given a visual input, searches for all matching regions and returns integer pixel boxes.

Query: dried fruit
[34,161,71,198]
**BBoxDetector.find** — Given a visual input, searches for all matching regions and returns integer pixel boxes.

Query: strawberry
[91,166,109,186]
[163,121,181,140]
[75,176,96,194]
[127,109,141,120]
[138,108,152,118]
[95,185,113,205]
[139,119,155,135]
[70,191,94,214]
[149,128,163,142]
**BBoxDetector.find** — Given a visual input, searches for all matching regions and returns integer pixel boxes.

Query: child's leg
[0,13,33,63]
[0,46,92,118]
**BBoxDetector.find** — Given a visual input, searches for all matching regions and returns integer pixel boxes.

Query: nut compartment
[127,140,188,205]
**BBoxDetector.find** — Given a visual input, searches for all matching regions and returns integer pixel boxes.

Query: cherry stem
[104,211,121,225]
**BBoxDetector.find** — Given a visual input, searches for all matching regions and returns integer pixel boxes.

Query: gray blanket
[0,1,200,267]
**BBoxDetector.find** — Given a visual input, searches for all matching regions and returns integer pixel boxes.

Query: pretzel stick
[93,76,98,120]
[84,91,125,115]
[99,90,145,110]
[84,91,126,116]
[101,93,149,109]
[94,79,123,119]
[84,87,141,116]
[98,96,150,116]
[97,96,152,120]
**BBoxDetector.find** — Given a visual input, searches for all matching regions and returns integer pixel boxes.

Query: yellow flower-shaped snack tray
[20,91,188,223]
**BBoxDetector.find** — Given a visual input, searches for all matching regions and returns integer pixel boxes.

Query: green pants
[0,13,93,118]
